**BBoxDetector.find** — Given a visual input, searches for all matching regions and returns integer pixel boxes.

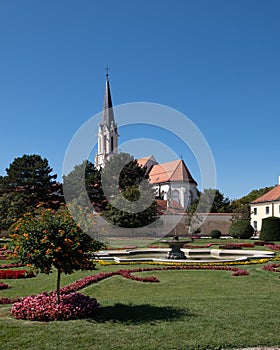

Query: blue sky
[0,0,280,200]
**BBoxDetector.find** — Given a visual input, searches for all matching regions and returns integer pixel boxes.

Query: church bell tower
[95,71,118,168]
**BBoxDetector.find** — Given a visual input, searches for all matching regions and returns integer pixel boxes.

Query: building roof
[137,155,157,168]
[251,185,280,204]
[148,159,197,185]
[102,73,115,126]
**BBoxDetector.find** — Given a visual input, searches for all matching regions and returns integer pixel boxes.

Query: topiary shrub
[210,229,222,239]
[229,220,254,239]
[260,217,280,241]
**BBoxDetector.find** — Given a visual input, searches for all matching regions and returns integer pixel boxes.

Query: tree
[229,220,254,239]
[102,152,159,228]
[0,154,62,230]
[185,189,231,234]
[0,193,26,231]
[9,206,103,304]
[105,186,159,228]
[101,152,148,195]
[62,160,106,212]
[186,189,230,214]
[230,187,274,221]
[260,217,280,241]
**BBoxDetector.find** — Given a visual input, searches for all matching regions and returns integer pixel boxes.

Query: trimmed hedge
[210,229,222,239]
[260,217,280,241]
[229,220,254,239]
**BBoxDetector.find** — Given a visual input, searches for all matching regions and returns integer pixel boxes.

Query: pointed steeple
[102,71,115,126]
[95,69,118,169]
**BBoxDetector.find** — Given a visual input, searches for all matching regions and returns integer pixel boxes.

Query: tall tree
[62,160,106,212]
[185,189,231,233]
[0,154,61,230]
[230,186,274,221]
[102,152,158,228]
[187,188,231,214]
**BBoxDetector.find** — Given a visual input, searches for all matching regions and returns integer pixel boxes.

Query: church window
[185,190,193,207]
[171,190,180,204]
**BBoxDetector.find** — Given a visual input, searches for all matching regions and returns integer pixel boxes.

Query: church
[95,73,198,211]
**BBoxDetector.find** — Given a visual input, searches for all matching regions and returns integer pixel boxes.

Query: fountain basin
[95,248,275,264]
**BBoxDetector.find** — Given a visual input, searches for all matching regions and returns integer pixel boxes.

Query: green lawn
[1,259,280,350]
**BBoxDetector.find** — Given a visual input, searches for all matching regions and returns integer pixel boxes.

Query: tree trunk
[56,269,61,304]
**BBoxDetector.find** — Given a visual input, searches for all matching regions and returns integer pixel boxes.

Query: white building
[250,180,280,232]
[138,156,198,209]
[95,74,198,209]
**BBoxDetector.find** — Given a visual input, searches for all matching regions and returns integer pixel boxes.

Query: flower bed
[0,269,35,279]
[11,292,100,321]
[60,266,247,295]
[0,263,25,269]
[264,263,280,273]
[264,244,280,251]
[0,297,22,304]
[0,282,10,290]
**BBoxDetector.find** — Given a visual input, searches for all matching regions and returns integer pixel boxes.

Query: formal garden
[1,231,280,350]
[1,154,280,349]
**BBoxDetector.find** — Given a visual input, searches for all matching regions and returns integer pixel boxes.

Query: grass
[1,258,280,350]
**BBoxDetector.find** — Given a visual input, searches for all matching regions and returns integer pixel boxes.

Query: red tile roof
[137,155,156,168]
[251,185,280,204]
[148,160,197,185]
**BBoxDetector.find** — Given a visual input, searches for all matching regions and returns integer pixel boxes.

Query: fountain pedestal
[160,237,192,260]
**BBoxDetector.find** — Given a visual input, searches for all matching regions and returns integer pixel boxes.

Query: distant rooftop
[251,185,280,204]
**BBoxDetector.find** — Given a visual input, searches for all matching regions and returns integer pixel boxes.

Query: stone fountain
[160,235,193,260]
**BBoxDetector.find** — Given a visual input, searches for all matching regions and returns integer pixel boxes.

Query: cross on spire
[105,65,110,78]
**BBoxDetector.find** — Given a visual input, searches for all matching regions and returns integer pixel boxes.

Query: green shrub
[229,220,254,239]
[260,216,280,241]
[210,229,222,239]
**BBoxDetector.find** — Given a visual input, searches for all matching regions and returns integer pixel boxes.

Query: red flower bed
[219,243,255,249]
[60,266,247,295]
[264,244,280,251]
[0,297,22,304]
[1,265,249,306]
[0,263,25,269]
[0,282,10,290]
[0,269,35,279]
[11,292,100,321]
[184,243,214,248]
[264,263,280,273]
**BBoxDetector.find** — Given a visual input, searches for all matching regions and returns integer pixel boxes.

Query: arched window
[171,190,180,204]
[185,190,193,207]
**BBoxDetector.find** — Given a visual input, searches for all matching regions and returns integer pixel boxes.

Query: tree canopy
[0,154,62,230]
[186,188,231,215]
[230,186,274,221]
[9,205,103,303]
[62,160,106,212]
[102,153,158,228]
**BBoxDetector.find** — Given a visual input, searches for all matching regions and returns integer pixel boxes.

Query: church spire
[102,69,115,127]
[95,69,118,169]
